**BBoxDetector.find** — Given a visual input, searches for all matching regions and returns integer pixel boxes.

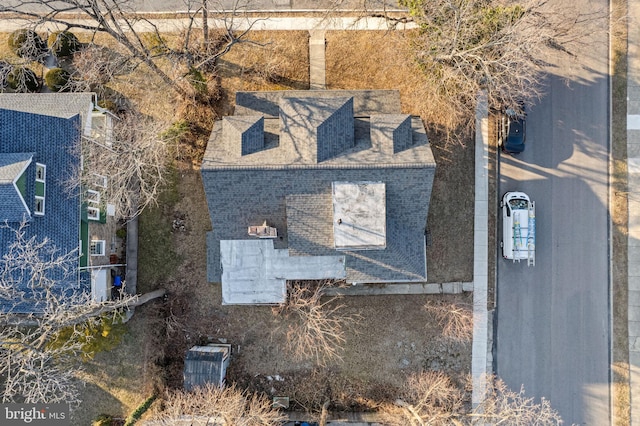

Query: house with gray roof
[0,93,122,313]
[201,90,436,305]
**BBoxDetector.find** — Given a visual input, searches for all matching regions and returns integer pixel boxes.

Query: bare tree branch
[271,280,360,366]
[470,375,563,425]
[66,111,175,220]
[379,370,464,426]
[1,0,274,100]
[146,383,286,425]
[0,221,143,403]
[400,0,608,127]
[424,299,473,342]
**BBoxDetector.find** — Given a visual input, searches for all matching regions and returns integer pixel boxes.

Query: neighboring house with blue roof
[201,90,437,304]
[0,94,122,313]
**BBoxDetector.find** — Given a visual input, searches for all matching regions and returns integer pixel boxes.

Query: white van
[501,191,535,266]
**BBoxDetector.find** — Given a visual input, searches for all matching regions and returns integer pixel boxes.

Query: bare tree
[145,383,286,426]
[379,370,464,426]
[0,0,266,99]
[399,0,607,122]
[272,280,360,366]
[68,111,174,219]
[424,299,473,342]
[470,375,563,425]
[0,221,145,404]
[379,371,562,425]
[69,44,135,92]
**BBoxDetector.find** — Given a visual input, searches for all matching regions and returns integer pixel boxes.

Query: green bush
[7,67,40,92]
[116,227,127,239]
[161,119,191,142]
[8,29,47,60]
[44,68,70,92]
[124,395,156,426]
[47,314,127,360]
[48,31,80,57]
[186,67,208,96]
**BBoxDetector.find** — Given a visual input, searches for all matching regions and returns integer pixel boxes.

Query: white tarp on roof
[220,239,346,305]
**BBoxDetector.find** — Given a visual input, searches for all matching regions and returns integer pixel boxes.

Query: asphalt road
[495,4,611,424]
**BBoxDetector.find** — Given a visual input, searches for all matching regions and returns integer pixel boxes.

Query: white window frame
[35,163,46,182]
[34,196,45,216]
[86,189,100,205]
[90,240,106,256]
[92,173,108,188]
[87,206,100,221]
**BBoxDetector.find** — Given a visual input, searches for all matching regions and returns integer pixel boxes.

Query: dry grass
[424,300,474,343]
[326,31,465,131]
[610,0,631,423]
[216,31,310,116]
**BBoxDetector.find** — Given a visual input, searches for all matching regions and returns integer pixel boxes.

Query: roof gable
[202,90,435,169]
[0,153,33,222]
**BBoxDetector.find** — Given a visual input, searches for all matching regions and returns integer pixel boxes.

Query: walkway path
[309,30,326,89]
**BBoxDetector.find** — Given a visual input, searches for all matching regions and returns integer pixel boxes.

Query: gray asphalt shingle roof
[203,90,435,169]
[0,93,94,122]
[202,90,435,284]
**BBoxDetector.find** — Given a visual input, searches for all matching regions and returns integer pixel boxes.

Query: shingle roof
[0,93,93,122]
[202,90,435,285]
[0,106,83,313]
[202,90,435,169]
[0,153,33,222]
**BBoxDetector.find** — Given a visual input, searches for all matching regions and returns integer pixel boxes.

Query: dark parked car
[499,107,526,154]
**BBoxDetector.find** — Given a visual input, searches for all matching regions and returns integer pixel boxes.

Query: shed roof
[183,344,231,390]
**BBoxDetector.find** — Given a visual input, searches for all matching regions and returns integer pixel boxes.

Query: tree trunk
[202,0,209,50]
